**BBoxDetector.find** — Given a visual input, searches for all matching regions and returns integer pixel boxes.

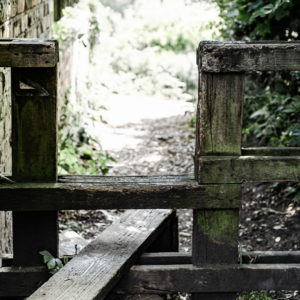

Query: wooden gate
[1,39,300,299]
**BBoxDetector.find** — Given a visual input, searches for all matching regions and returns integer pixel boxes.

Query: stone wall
[0,0,53,259]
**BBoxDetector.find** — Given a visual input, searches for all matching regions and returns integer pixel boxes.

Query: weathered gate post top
[0,38,59,68]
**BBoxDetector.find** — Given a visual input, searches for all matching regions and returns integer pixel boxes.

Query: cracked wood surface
[199,41,300,72]
[27,209,172,300]
[198,156,300,183]
[0,174,242,210]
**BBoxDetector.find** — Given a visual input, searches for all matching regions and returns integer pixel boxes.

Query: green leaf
[55,258,63,269]
[78,33,85,39]
[47,258,57,270]
[98,158,108,167]
[63,257,69,265]
[77,145,94,159]
[72,163,85,175]
[89,166,98,174]
[40,250,54,263]
[101,168,109,175]
[84,160,96,167]
[49,269,58,275]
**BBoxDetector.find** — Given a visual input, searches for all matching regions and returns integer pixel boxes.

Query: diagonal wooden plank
[27,209,172,300]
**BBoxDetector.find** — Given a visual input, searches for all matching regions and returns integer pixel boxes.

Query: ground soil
[59,101,300,300]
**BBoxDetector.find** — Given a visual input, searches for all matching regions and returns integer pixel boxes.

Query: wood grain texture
[12,67,58,182]
[196,72,244,156]
[112,264,300,293]
[28,209,173,300]
[242,147,300,156]
[199,41,300,72]
[0,176,242,210]
[198,156,300,183]
[0,39,58,67]
[194,71,244,181]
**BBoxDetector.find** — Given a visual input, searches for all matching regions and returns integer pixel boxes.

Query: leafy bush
[243,93,300,146]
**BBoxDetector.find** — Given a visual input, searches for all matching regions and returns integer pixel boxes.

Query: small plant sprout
[40,250,69,275]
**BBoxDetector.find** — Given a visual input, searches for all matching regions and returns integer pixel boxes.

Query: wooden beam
[195,72,244,157]
[11,65,58,266]
[136,251,300,265]
[0,38,58,67]
[27,209,173,300]
[242,147,300,156]
[4,262,300,296]
[198,156,300,183]
[112,264,300,294]
[199,41,300,72]
[146,210,179,252]
[5,250,298,268]
[0,175,242,210]
[194,67,243,299]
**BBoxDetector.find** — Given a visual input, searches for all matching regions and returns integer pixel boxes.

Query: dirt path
[59,95,300,300]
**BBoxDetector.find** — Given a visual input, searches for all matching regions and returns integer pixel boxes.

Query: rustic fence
[1,39,300,299]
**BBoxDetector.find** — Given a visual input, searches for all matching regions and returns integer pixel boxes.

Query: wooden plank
[198,156,300,183]
[0,39,58,67]
[11,65,58,266]
[27,209,173,300]
[242,147,300,156]
[136,251,300,265]
[199,41,300,72]
[0,178,242,210]
[112,264,300,294]
[4,250,298,268]
[4,264,300,296]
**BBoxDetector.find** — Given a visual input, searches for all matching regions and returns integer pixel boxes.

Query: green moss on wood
[196,209,238,245]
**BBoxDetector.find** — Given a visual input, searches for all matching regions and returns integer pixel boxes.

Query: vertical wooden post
[147,210,179,252]
[192,44,244,299]
[11,65,58,266]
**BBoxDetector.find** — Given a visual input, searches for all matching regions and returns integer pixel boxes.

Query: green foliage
[239,291,277,300]
[40,251,69,275]
[58,127,117,175]
[216,0,298,41]
[243,93,300,146]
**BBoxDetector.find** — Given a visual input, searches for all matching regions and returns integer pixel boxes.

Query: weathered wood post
[11,39,59,266]
[192,41,244,299]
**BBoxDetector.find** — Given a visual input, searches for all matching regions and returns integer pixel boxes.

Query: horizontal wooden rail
[136,251,300,265]
[0,38,58,67]
[199,41,300,72]
[112,264,300,294]
[242,147,300,156]
[0,174,242,210]
[3,263,300,296]
[198,156,300,183]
